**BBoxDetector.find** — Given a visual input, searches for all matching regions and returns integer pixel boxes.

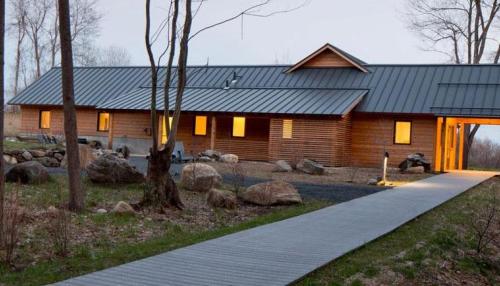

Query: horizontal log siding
[351,114,436,168]
[269,116,352,167]
[215,116,270,161]
[303,50,352,68]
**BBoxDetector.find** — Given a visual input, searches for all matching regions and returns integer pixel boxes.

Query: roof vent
[223,80,230,90]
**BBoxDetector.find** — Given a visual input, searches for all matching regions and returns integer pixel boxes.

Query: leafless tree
[468,184,499,254]
[76,45,132,67]
[406,0,500,168]
[0,0,5,247]
[469,137,500,169]
[58,0,84,212]
[8,0,27,97]
[141,0,308,209]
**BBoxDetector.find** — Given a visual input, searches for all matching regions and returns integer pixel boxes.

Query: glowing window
[97,112,110,131]
[39,111,51,129]
[194,116,207,136]
[161,116,173,144]
[232,117,246,137]
[394,121,412,144]
[282,119,293,139]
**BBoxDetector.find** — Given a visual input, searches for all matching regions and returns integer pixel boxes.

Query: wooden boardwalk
[53,171,497,286]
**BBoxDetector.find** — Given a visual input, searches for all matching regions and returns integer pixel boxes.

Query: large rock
[180,163,222,192]
[207,188,237,209]
[220,154,239,163]
[6,161,49,184]
[21,151,33,161]
[398,153,431,173]
[200,149,221,160]
[238,180,302,206]
[273,160,293,172]
[111,201,135,214]
[3,154,18,165]
[35,157,60,167]
[29,149,46,158]
[86,154,145,184]
[296,159,325,175]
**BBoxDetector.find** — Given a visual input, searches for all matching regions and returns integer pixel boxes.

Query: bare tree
[76,45,132,67]
[58,0,84,212]
[406,0,500,168]
[8,0,27,97]
[24,0,50,79]
[0,0,5,247]
[141,0,308,209]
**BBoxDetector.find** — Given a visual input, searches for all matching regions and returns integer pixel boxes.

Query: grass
[3,140,59,152]
[0,176,329,286]
[295,176,500,286]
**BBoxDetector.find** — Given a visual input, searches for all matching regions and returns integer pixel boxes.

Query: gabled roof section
[286,43,368,73]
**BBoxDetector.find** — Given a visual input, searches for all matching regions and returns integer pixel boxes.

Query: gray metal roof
[8,64,500,117]
[97,88,367,116]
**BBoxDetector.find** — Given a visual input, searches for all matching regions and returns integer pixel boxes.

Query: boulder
[238,180,302,206]
[197,156,214,162]
[35,157,60,167]
[116,145,130,159]
[96,208,108,214]
[6,161,49,184]
[207,188,237,209]
[220,154,239,163]
[367,178,379,185]
[111,201,135,214]
[398,153,431,173]
[21,151,33,161]
[86,154,145,184]
[3,154,18,165]
[273,160,293,172]
[29,149,46,158]
[296,159,325,175]
[180,163,222,192]
[54,153,64,161]
[200,149,221,160]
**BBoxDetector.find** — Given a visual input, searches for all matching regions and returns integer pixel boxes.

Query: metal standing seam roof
[8,64,500,117]
[97,88,368,116]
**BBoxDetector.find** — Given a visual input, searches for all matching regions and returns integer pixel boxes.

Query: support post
[440,117,447,173]
[107,113,114,150]
[458,122,465,170]
[210,115,216,150]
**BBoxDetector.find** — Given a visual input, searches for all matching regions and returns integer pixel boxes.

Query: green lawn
[295,176,500,286]
[0,176,329,286]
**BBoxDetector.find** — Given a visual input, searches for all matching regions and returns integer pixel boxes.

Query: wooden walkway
[53,171,497,286]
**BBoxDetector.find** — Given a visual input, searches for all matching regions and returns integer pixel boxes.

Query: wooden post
[210,115,216,150]
[107,113,114,150]
[440,117,447,173]
[458,122,465,170]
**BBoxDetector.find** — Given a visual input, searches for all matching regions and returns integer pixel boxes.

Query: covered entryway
[434,117,500,171]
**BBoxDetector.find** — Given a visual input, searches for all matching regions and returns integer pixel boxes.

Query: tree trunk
[143,146,183,209]
[462,124,480,169]
[0,0,5,244]
[58,0,84,212]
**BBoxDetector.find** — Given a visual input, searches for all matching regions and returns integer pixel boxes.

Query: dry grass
[208,161,433,186]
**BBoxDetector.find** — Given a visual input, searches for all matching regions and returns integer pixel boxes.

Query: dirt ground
[208,161,433,187]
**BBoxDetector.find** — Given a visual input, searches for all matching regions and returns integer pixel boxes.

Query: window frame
[393,120,412,145]
[232,116,246,138]
[282,119,293,139]
[193,115,208,136]
[39,110,51,129]
[96,112,111,132]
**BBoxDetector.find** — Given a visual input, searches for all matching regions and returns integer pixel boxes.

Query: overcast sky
[5,0,500,142]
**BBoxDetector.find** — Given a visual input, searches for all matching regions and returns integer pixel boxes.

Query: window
[282,119,293,139]
[160,116,173,144]
[97,112,110,131]
[232,117,246,137]
[39,111,51,129]
[394,121,412,144]
[194,116,207,136]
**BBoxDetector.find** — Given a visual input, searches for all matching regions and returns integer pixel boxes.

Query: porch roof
[97,87,367,116]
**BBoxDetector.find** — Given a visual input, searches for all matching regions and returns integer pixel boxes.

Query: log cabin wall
[268,115,352,167]
[214,116,270,161]
[351,113,437,168]
[302,50,353,68]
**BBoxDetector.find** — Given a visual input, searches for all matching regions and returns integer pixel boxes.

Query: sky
[5,0,500,142]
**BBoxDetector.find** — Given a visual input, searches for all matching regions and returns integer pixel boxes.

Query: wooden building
[10,44,500,171]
